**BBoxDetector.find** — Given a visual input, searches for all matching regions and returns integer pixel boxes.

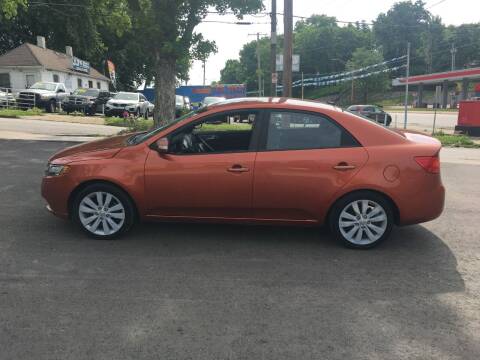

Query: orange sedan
[42,98,445,248]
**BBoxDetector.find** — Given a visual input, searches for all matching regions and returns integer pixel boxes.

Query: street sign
[271,72,278,84]
[276,54,300,72]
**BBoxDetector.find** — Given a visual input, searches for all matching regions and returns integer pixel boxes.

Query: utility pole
[202,59,206,86]
[450,43,457,71]
[283,0,293,97]
[270,0,277,97]
[404,42,410,129]
[249,32,267,96]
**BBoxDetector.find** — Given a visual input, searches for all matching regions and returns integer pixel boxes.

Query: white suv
[105,92,151,118]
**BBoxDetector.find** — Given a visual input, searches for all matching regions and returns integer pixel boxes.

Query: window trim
[165,109,266,156]
[257,109,362,152]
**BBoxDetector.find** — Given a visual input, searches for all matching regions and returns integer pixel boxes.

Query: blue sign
[72,57,90,73]
[140,85,246,107]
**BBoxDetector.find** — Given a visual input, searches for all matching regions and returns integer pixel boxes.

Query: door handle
[333,162,356,171]
[228,164,249,173]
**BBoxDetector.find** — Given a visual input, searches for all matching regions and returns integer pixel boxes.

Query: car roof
[206,97,340,112]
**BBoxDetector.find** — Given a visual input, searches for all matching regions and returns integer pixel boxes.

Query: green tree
[0,0,25,19]
[220,59,243,84]
[373,1,430,74]
[0,0,131,84]
[347,48,389,103]
[126,0,263,126]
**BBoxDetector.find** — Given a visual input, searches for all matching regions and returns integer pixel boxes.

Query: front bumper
[41,175,76,219]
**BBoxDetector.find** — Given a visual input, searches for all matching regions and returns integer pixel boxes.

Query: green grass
[105,117,252,133]
[434,131,480,148]
[104,117,154,132]
[198,123,252,132]
[0,107,44,118]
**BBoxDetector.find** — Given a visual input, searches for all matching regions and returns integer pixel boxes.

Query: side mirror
[152,137,169,153]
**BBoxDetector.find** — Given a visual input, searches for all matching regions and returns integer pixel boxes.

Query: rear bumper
[397,180,445,226]
[63,103,94,113]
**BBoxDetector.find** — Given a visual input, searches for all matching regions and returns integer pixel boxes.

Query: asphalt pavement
[0,140,479,360]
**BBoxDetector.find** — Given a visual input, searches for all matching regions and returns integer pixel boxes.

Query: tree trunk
[154,55,176,127]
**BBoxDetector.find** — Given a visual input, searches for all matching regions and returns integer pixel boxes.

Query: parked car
[62,88,111,115]
[105,92,151,118]
[202,96,226,107]
[175,95,191,117]
[0,89,15,108]
[42,98,444,249]
[347,105,392,126]
[17,82,69,112]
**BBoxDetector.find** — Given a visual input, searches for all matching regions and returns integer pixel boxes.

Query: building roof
[393,67,480,86]
[0,43,110,82]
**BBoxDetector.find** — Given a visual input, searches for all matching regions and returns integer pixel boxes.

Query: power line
[427,0,449,9]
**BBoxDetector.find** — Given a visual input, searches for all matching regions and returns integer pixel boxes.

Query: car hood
[108,99,138,105]
[49,133,132,164]
[21,89,53,95]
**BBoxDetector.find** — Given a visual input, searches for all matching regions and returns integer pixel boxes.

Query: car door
[252,110,368,223]
[144,109,262,220]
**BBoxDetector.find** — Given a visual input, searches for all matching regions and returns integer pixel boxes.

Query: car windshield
[128,109,204,145]
[114,93,138,101]
[73,88,99,97]
[30,82,56,91]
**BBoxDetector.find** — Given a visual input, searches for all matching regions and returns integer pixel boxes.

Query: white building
[0,36,110,92]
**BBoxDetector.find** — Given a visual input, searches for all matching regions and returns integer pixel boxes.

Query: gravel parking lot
[0,140,479,360]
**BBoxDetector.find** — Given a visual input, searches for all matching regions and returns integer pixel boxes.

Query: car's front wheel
[73,183,135,239]
[329,191,394,249]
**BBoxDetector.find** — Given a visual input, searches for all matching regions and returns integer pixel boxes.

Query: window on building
[77,78,82,88]
[0,73,11,88]
[97,82,101,89]
[26,74,36,88]
[88,80,93,88]
[53,74,60,83]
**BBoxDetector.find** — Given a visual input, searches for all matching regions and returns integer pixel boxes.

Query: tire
[329,191,394,249]
[72,183,136,240]
[135,108,140,117]
[47,100,56,113]
[144,108,149,119]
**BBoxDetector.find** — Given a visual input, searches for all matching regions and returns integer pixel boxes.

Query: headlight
[40,94,50,100]
[45,163,70,177]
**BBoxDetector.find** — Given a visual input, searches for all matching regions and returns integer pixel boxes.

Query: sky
[188,0,480,85]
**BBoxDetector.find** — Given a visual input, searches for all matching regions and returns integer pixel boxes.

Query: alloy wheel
[78,191,125,236]
[338,200,388,246]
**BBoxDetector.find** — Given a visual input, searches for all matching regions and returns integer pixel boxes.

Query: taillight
[415,155,440,174]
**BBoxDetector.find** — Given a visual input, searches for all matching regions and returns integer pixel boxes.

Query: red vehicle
[42,98,445,248]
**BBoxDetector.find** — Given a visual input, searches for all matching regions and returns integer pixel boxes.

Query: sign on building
[72,57,90,73]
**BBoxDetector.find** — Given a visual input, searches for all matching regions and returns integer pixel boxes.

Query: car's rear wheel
[73,183,135,239]
[329,191,393,249]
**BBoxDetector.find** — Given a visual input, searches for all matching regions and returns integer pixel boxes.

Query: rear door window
[264,111,358,151]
